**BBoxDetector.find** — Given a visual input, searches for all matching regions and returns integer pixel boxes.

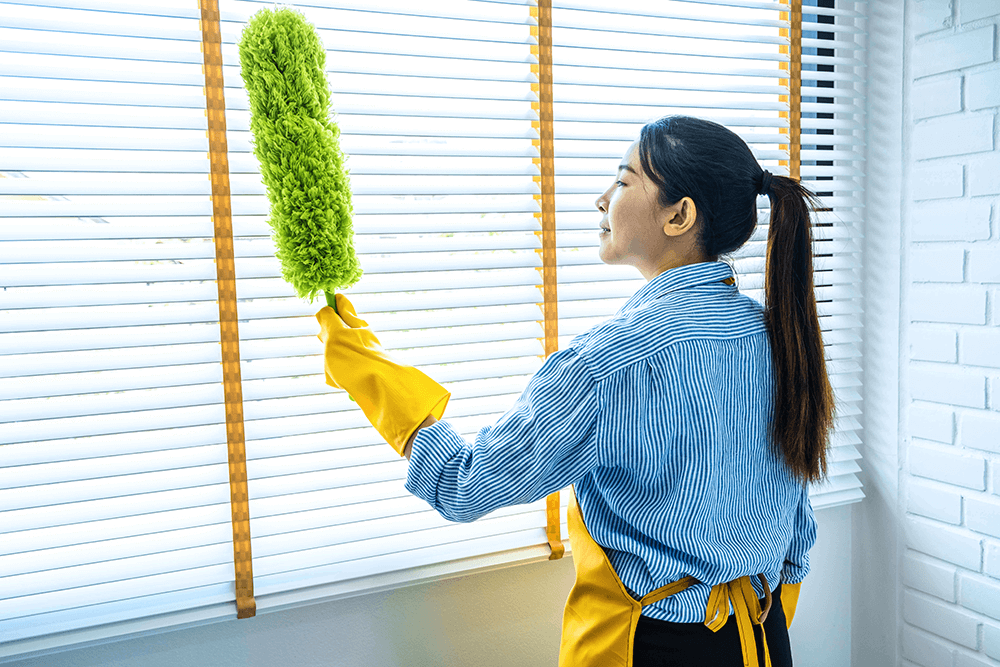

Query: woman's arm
[403,414,438,459]
[404,347,600,523]
[781,483,817,586]
[780,482,816,629]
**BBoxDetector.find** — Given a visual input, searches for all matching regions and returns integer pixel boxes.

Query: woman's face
[595,140,703,280]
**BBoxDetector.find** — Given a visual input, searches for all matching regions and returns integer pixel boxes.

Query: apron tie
[704,574,773,667]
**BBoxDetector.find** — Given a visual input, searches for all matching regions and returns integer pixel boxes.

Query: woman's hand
[317,294,450,456]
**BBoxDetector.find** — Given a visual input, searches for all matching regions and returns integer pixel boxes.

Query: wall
[8,505,853,667]
[900,1,1000,666]
[856,0,905,664]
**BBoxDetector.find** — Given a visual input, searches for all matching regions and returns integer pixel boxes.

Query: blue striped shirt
[405,260,817,622]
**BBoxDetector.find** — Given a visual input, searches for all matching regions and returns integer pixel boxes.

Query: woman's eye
[615,180,626,187]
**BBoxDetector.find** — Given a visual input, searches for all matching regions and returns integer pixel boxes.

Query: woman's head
[637,115,764,260]
[595,116,777,277]
[595,138,708,279]
[601,114,834,484]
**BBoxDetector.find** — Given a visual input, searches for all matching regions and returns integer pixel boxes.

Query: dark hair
[637,115,833,484]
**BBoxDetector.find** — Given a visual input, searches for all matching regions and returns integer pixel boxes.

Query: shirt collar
[618,261,735,313]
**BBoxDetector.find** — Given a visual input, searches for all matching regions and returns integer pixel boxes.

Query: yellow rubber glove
[316,293,450,456]
[782,581,802,629]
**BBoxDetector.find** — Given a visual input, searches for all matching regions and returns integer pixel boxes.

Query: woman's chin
[598,247,618,265]
[598,234,613,264]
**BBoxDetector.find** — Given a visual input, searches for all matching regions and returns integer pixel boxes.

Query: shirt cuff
[780,559,810,585]
[404,419,468,510]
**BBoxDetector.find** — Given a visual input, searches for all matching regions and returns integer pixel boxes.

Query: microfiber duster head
[238,7,362,304]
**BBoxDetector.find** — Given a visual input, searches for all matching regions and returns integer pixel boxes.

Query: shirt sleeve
[404,346,600,523]
[781,482,818,585]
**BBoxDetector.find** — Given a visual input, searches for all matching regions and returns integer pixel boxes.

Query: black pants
[632,583,793,667]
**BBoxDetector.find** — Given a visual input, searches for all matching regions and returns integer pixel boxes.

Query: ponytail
[763,173,834,484]
[635,115,835,484]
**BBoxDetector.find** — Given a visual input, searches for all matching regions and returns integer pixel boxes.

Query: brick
[903,624,957,667]
[911,402,957,442]
[912,245,966,282]
[913,75,964,119]
[967,497,1000,539]
[911,366,987,407]
[961,0,1000,23]
[912,199,992,241]
[911,443,987,488]
[906,551,959,601]
[961,574,1000,620]
[905,589,981,648]
[955,653,995,667]
[911,326,959,362]
[962,329,1000,366]
[968,247,1000,283]
[909,480,963,523]
[994,463,1000,495]
[913,113,995,160]
[992,377,1000,412]
[911,285,988,325]
[986,542,1000,579]
[908,516,984,569]
[968,66,1000,110]
[969,155,1000,196]
[911,0,954,35]
[986,623,1000,660]
[913,26,996,78]
[914,436,950,448]
[913,161,965,199]
[963,412,1000,453]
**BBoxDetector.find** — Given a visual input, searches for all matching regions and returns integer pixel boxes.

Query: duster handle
[325,290,339,314]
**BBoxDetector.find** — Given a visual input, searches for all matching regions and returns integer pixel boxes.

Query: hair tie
[758,170,773,196]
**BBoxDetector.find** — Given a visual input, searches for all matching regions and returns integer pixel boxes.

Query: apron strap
[757,573,773,623]
[704,574,773,667]
[638,575,699,607]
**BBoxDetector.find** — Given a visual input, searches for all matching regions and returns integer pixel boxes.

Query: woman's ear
[661,197,699,237]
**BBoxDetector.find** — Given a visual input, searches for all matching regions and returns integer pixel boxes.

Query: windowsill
[0,543,561,665]
[5,494,864,665]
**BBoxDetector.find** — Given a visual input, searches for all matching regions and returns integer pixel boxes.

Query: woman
[317,115,833,666]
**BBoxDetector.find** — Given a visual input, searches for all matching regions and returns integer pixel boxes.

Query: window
[0,0,865,659]
[548,0,865,514]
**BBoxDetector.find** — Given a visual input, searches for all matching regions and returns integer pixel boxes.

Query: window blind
[797,0,866,508]
[0,0,243,654]
[0,0,866,659]
[215,0,557,602]
[546,0,866,513]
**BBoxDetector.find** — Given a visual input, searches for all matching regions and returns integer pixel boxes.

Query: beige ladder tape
[779,0,802,180]
[530,0,565,561]
[198,0,256,619]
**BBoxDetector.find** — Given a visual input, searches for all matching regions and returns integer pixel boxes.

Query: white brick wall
[902,1,1000,664]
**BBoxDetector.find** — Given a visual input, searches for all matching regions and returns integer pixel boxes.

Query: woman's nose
[596,195,607,213]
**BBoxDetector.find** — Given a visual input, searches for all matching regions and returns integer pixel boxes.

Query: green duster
[238,7,362,309]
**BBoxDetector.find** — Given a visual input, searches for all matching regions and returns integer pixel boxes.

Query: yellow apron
[558,487,774,667]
